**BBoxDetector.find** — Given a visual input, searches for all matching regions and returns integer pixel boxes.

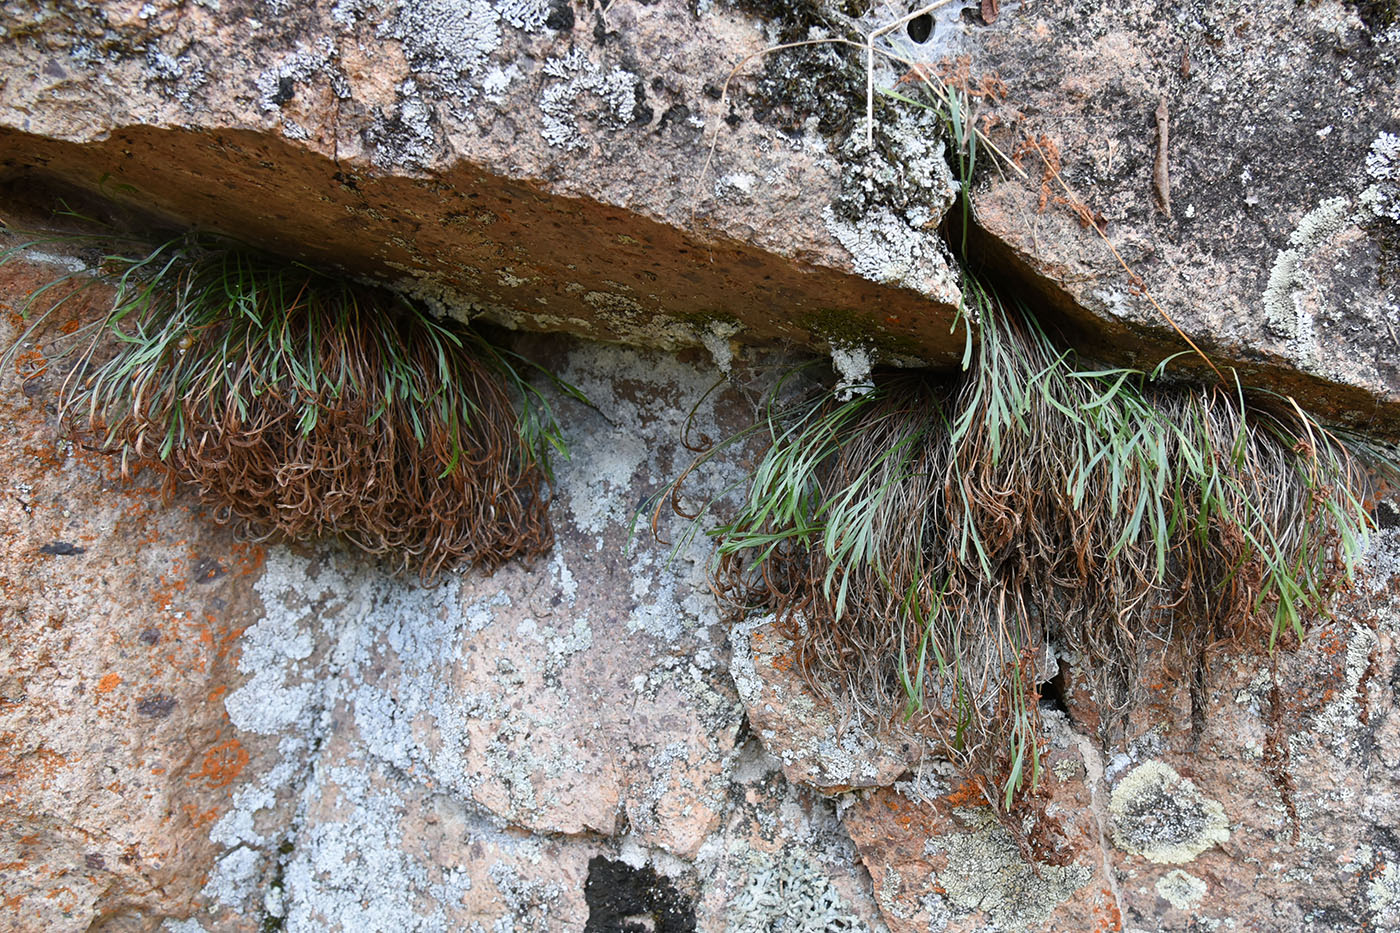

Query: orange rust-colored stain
[96,673,122,694]
[207,685,228,703]
[1,894,20,910]
[190,738,248,790]
[182,803,221,829]
[943,778,986,808]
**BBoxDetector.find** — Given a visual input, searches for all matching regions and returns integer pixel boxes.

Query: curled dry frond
[4,234,573,581]
[694,280,1378,808]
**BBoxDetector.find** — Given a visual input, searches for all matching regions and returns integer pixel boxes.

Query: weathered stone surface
[3,0,1398,427]
[56,324,884,931]
[730,614,919,792]
[956,0,1400,429]
[4,1,1400,930]
[0,258,271,932]
[834,528,1400,932]
[842,754,1122,933]
[0,0,966,365]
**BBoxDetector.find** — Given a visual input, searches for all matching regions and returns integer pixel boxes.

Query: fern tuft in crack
[661,48,1400,833]
[2,226,581,582]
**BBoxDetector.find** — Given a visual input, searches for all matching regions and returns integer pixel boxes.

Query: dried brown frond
[700,283,1379,807]
[4,234,569,581]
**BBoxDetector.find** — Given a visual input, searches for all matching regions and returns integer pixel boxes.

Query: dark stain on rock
[135,694,177,719]
[273,75,295,106]
[584,856,695,933]
[39,541,85,556]
[546,0,575,31]
[138,627,161,646]
[192,556,226,583]
[84,853,105,871]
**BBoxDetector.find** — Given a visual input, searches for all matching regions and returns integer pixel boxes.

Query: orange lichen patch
[190,738,248,790]
[1092,888,1124,932]
[12,348,46,379]
[96,673,121,694]
[943,777,987,808]
[181,803,221,829]
[232,541,266,577]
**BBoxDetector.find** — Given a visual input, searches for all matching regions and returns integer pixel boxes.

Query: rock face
[966,0,1400,431]
[1,0,1397,421]
[2,0,1400,931]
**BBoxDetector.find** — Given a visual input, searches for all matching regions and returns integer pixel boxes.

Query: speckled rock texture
[0,0,968,365]
[3,0,1400,931]
[5,240,1400,932]
[962,0,1400,430]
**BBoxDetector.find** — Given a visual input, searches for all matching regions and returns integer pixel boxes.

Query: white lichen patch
[823,108,961,302]
[1109,761,1229,864]
[280,764,477,931]
[383,0,500,107]
[830,341,874,401]
[699,319,742,376]
[1313,622,1380,757]
[1361,131,1400,225]
[1262,195,1353,359]
[928,810,1091,932]
[824,204,959,299]
[1155,868,1207,910]
[254,38,346,114]
[538,49,640,151]
[724,848,875,933]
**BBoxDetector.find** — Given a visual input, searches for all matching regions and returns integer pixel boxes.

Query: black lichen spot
[633,83,655,126]
[659,103,692,130]
[136,695,177,719]
[584,857,695,933]
[273,75,296,106]
[593,11,618,45]
[546,0,576,30]
[747,41,863,137]
[84,853,105,871]
[39,541,85,556]
[138,628,161,646]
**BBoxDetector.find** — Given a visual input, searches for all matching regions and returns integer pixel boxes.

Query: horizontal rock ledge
[0,124,967,365]
[7,122,1400,441]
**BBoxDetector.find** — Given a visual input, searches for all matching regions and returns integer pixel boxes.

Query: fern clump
[4,233,575,580]
[683,278,1380,807]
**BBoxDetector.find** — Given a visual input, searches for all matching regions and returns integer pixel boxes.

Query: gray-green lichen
[1369,861,1400,929]
[1155,868,1207,910]
[1109,761,1229,864]
[724,847,875,933]
[926,810,1092,932]
[538,48,641,151]
[822,108,961,301]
